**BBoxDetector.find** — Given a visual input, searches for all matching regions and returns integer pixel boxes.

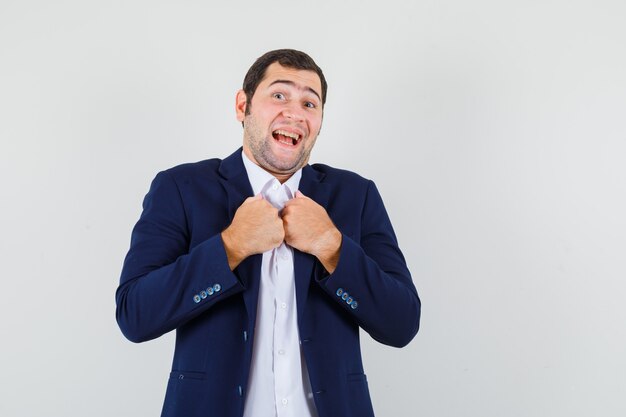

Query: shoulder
[310,163,372,188]
[308,163,388,208]
[156,148,243,185]
[165,158,222,176]
[156,158,224,185]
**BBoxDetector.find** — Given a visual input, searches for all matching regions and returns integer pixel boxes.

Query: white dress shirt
[241,151,319,417]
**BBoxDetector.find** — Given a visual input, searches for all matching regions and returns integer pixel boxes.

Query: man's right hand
[221,194,284,270]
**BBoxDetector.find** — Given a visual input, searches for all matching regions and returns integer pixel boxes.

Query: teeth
[274,129,300,141]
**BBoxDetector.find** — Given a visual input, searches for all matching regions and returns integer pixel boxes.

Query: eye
[273,92,285,100]
[304,101,316,109]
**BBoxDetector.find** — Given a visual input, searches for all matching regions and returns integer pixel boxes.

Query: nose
[282,102,305,122]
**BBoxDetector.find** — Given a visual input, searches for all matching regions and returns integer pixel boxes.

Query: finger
[295,190,307,198]
[283,198,297,208]
[243,194,263,204]
[282,201,302,216]
[285,194,307,207]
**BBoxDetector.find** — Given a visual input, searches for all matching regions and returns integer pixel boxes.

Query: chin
[262,153,303,172]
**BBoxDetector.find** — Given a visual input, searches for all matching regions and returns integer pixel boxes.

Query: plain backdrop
[1,1,625,416]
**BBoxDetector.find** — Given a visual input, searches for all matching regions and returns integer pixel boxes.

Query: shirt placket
[273,242,295,415]
[270,184,295,416]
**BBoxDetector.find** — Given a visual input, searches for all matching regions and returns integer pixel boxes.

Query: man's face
[237,62,323,179]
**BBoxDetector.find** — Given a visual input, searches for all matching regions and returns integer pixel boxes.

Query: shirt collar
[241,150,302,197]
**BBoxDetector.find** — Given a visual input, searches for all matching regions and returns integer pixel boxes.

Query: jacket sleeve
[115,170,244,343]
[317,180,421,348]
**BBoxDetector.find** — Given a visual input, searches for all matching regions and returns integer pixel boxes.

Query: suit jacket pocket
[162,371,208,417]
[346,372,367,382]
[169,370,206,381]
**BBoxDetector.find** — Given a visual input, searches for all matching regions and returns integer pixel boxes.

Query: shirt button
[272,183,279,191]
[278,349,285,355]
[281,398,288,405]
[281,302,287,309]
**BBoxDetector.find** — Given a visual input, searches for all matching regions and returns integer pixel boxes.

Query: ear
[235,89,247,122]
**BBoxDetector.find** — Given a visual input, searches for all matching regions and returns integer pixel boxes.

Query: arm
[319,181,420,348]
[283,181,420,348]
[319,236,420,348]
[115,171,243,343]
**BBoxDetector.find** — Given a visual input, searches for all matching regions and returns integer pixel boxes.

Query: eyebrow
[268,80,322,102]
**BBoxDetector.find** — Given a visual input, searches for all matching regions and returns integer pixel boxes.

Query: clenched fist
[282,191,342,273]
[221,194,284,270]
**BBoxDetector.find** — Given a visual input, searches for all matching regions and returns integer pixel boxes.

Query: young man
[116,49,420,417]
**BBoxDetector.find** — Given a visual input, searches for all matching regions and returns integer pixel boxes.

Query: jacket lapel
[217,149,262,325]
[218,148,254,222]
[294,164,329,322]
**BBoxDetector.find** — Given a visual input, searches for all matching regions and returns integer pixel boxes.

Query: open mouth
[272,129,301,146]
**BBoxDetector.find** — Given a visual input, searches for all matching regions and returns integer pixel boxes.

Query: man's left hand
[282,191,342,273]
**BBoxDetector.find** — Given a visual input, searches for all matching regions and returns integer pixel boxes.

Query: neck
[271,172,293,184]
[241,147,297,184]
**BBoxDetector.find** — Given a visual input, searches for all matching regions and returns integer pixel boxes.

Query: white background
[1,1,625,416]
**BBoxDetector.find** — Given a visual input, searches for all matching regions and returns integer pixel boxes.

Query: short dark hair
[242,49,327,114]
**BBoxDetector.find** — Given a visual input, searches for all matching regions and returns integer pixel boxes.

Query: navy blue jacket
[116,148,420,417]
